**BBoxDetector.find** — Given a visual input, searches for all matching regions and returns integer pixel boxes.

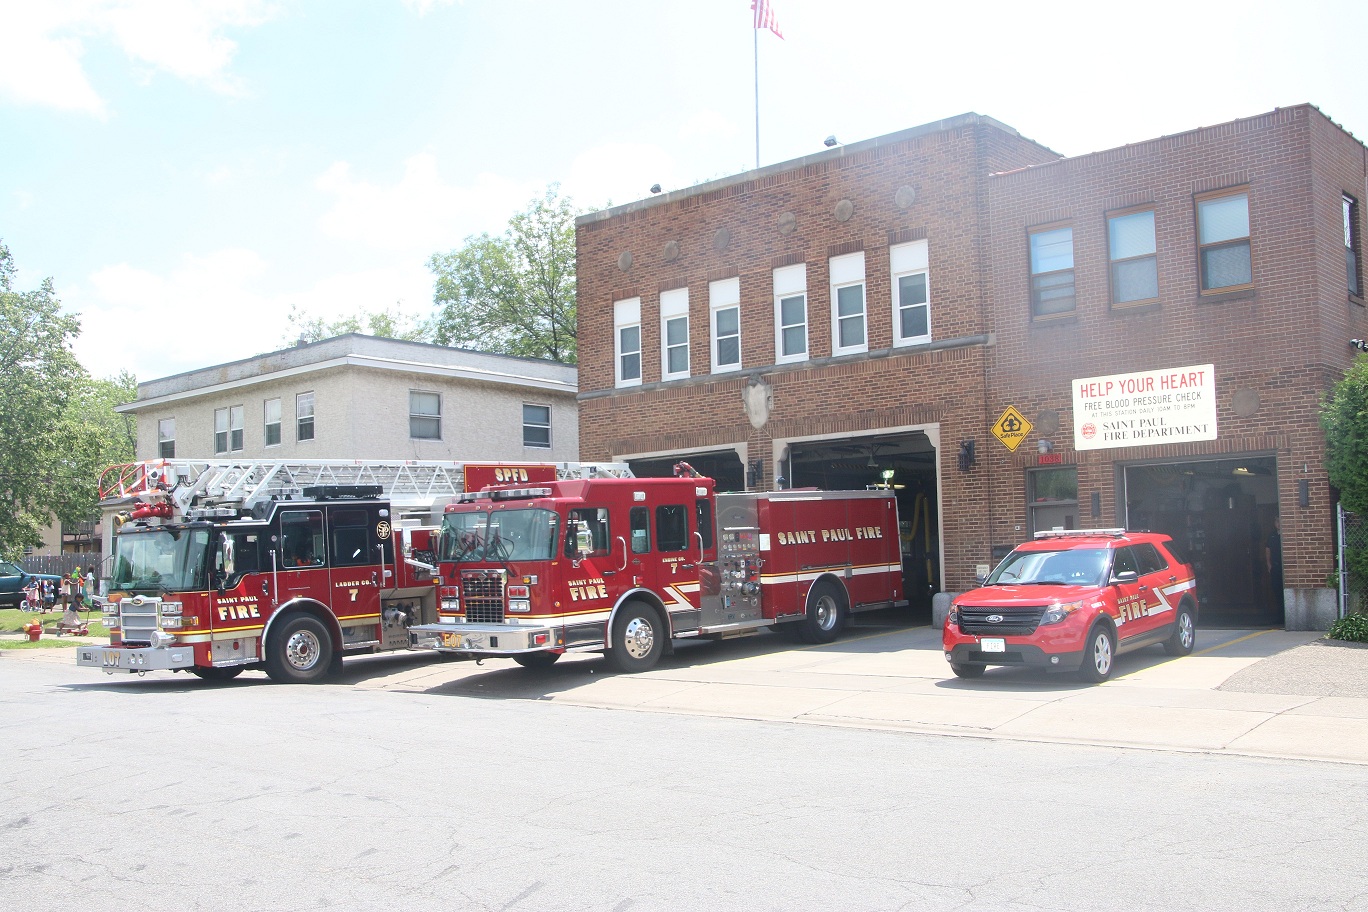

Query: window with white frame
[1345,194,1360,297]
[296,392,315,441]
[523,403,551,448]
[890,240,930,345]
[409,390,441,440]
[216,406,244,453]
[264,398,281,447]
[829,252,867,355]
[773,263,807,362]
[157,418,175,458]
[614,297,642,387]
[214,408,228,453]
[660,288,690,380]
[1030,226,1075,315]
[710,277,741,372]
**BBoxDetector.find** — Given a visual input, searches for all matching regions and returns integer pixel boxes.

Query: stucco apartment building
[574,105,1368,630]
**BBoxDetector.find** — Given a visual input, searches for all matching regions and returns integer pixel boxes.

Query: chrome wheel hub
[622,616,655,659]
[286,629,322,671]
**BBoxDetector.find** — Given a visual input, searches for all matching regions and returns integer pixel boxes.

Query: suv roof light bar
[1033,528,1128,539]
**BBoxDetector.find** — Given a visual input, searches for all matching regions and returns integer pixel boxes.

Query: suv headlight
[1040,600,1084,626]
[946,603,960,624]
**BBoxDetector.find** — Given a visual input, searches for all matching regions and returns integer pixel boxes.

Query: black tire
[950,662,986,679]
[265,614,334,684]
[1078,623,1116,683]
[513,651,561,669]
[1164,601,1197,657]
[797,580,847,644]
[606,602,665,673]
[190,666,244,682]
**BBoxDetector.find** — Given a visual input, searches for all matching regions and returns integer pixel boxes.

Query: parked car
[942,528,1198,682]
[0,561,65,610]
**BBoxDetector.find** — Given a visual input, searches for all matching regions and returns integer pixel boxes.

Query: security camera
[1352,339,1368,352]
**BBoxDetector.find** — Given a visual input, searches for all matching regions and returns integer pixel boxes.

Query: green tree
[282,301,432,346]
[1323,354,1368,512]
[74,370,139,468]
[427,185,578,363]
[0,242,108,557]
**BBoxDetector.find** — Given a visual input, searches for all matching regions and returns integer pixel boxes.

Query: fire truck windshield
[440,508,560,563]
[110,527,214,592]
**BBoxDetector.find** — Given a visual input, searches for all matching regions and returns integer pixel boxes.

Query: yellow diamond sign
[991,405,1033,452]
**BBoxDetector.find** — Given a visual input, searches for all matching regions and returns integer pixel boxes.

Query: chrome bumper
[409,622,560,656]
[75,644,196,673]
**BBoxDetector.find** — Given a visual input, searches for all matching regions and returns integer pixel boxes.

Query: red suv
[942,529,1197,682]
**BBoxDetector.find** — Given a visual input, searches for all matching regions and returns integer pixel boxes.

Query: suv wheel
[1078,624,1115,683]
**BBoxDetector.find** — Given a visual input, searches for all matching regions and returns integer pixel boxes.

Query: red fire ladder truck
[410,464,906,672]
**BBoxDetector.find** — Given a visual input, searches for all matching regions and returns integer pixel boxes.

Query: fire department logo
[1081,422,1097,440]
[375,521,392,540]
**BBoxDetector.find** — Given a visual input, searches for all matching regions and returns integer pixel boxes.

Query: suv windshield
[440,508,560,563]
[110,527,214,592]
[987,547,1110,587]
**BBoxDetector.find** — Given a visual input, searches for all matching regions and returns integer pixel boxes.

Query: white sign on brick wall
[1073,364,1217,450]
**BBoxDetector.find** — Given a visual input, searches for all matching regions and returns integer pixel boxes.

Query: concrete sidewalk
[356,625,1368,765]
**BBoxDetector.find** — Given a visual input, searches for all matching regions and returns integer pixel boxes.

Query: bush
[1327,613,1368,643]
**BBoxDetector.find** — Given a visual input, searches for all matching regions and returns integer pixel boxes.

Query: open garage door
[785,432,940,610]
[628,450,745,492]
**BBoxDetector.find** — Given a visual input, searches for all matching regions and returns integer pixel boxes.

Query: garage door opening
[628,451,745,492]
[1123,456,1281,627]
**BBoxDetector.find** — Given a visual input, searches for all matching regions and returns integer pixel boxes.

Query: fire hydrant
[23,619,43,642]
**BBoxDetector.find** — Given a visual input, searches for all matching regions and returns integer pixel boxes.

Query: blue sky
[3,0,1367,381]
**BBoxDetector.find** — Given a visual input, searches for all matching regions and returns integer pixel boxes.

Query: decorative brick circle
[617,251,633,272]
[1232,388,1261,417]
[834,199,854,222]
[662,240,680,262]
[895,185,917,209]
[777,211,796,235]
[1035,409,1060,436]
[712,227,731,251]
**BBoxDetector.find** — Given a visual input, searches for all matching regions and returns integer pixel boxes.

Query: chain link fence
[1338,504,1368,618]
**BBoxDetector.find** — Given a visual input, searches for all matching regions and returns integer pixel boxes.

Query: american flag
[752,0,783,39]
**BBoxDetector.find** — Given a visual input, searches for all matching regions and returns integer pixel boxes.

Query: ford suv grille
[958,606,1046,637]
[461,570,506,624]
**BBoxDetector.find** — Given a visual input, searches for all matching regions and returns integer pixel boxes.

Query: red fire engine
[410,464,906,672]
[76,459,449,683]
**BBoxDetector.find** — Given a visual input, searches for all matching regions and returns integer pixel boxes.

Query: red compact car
[943,529,1198,682]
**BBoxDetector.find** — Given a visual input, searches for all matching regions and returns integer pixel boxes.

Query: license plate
[442,632,463,648]
[980,638,1006,653]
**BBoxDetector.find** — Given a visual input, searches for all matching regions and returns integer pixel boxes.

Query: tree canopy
[427,185,578,363]
[282,301,433,347]
[0,242,132,557]
[1323,354,1368,513]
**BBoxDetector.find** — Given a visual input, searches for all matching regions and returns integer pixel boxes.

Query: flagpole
[753,25,760,169]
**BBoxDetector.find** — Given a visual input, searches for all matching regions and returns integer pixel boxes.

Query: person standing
[1265,518,1284,612]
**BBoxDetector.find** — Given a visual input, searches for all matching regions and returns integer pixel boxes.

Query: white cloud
[563,142,680,209]
[0,0,276,115]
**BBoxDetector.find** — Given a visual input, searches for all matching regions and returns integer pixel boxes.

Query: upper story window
[297,392,315,442]
[1107,209,1158,306]
[890,240,930,345]
[264,398,282,447]
[710,277,741,373]
[1345,194,1361,297]
[409,390,441,440]
[773,263,807,363]
[523,403,551,448]
[215,406,243,453]
[829,252,867,355]
[660,288,690,381]
[157,418,175,458]
[1196,190,1252,292]
[1029,226,1075,316]
[614,297,642,387]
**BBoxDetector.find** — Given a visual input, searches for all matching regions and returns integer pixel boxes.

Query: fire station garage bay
[574,106,1368,631]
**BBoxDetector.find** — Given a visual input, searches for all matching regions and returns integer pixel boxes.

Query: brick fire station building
[574,105,1368,630]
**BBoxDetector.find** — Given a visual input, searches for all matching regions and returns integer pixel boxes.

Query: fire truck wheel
[798,581,847,644]
[265,614,334,684]
[190,666,244,682]
[607,602,665,673]
[1164,601,1197,657]
[1078,623,1116,683]
[950,662,985,679]
[513,651,561,669]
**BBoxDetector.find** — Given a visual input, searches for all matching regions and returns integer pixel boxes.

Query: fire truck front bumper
[409,623,562,656]
[75,643,197,674]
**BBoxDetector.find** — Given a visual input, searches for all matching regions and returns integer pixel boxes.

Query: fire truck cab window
[281,510,325,568]
[219,530,264,580]
[655,504,689,552]
[329,508,372,567]
[630,506,651,554]
[695,499,714,550]
[565,508,610,557]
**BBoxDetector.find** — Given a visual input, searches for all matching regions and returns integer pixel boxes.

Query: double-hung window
[890,240,930,345]
[773,263,807,363]
[829,252,867,355]
[710,277,741,373]
[157,418,175,458]
[660,289,690,381]
[614,297,642,387]
[1196,190,1252,292]
[1108,209,1158,306]
[523,404,551,448]
[1029,226,1075,316]
[229,406,243,452]
[296,392,315,442]
[264,398,281,447]
[216,406,243,453]
[409,390,441,440]
[1345,194,1361,297]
